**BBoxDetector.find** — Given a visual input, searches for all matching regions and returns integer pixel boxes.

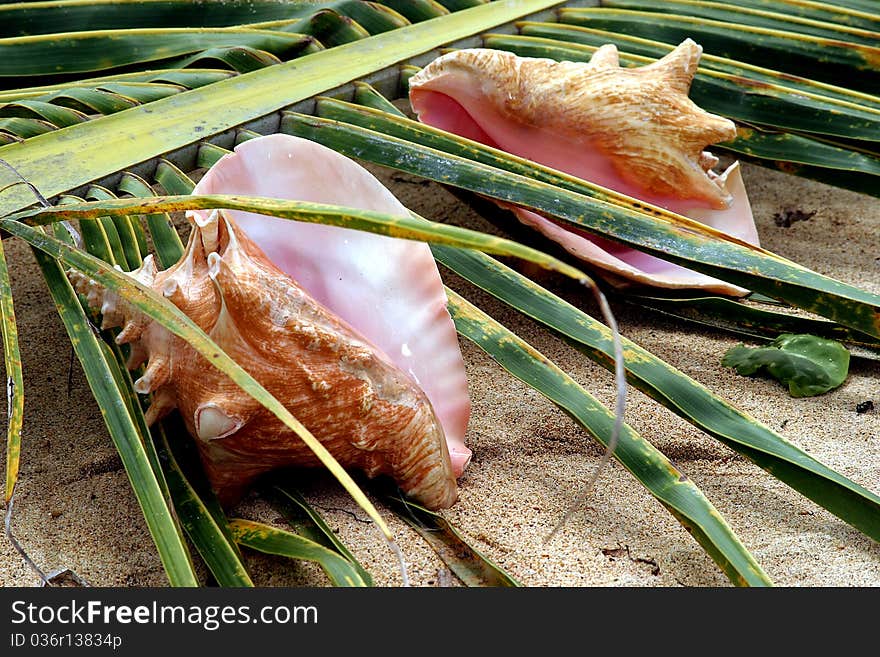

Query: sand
[0,161,878,588]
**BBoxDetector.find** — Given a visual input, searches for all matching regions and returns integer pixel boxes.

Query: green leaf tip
[721,333,850,397]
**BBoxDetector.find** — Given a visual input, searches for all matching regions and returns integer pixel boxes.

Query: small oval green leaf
[722,334,851,397]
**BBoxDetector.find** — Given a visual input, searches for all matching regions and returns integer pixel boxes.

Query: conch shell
[192,135,471,476]
[69,135,471,510]
[409,40,760,294]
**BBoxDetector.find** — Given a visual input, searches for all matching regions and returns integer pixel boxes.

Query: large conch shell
[69,135,471,510]
[409,40,760,294]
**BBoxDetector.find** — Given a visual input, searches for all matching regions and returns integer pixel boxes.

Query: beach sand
[0,161,878,587]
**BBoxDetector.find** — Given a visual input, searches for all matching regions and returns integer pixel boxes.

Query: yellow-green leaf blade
[559,7,880,93]
[229,518,368,587]
[8,195,593,283]
[384,489,521,587]
[0,237,23,502]
[0,28,317,78]
[155,425,254,587]
[270,483,373,586]
[0,0,575,217]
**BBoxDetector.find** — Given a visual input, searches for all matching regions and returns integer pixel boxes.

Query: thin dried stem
[4,494,51,586]
[545,279,626,543]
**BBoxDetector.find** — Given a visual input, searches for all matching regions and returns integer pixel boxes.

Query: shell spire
[644,37,701,94]
[588,44,620,70]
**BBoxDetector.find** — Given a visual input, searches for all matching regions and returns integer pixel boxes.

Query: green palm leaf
[813,0,880,17]
[336,80,880,354]
[119,141,774,586]
[722,128,880,196]
[0,28,320,79]
[44,210,244,587]
[479,33,880,196]
[0,100,88,127]
[0,0,329,36]
[438,0,489,10]
[288,10,373,46]
[622,293,880,353]
[713,0,880,31]
[600,0,880,46]
[0,117,53,139]
[380,0,449,22]
[0,235,23,502]
[164,46,284,74]
[383,489,522,587]
[434,247,880,542]
[116,172,184,266]
[229,518,369,587]
[270,484,374,586]
[155,423,254,587]
[0,0,569,216]
[0,69,235,103]
[9,195,592,282]
[559,7,880,92]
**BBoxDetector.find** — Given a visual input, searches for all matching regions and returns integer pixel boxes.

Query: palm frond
[1,0,877,587]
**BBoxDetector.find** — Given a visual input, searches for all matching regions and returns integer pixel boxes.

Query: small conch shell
[409,40,761,294]
[68,138,471,510]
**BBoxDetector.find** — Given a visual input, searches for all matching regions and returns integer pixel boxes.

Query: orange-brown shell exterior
[409,40,737,209]
[70,211,458,510]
